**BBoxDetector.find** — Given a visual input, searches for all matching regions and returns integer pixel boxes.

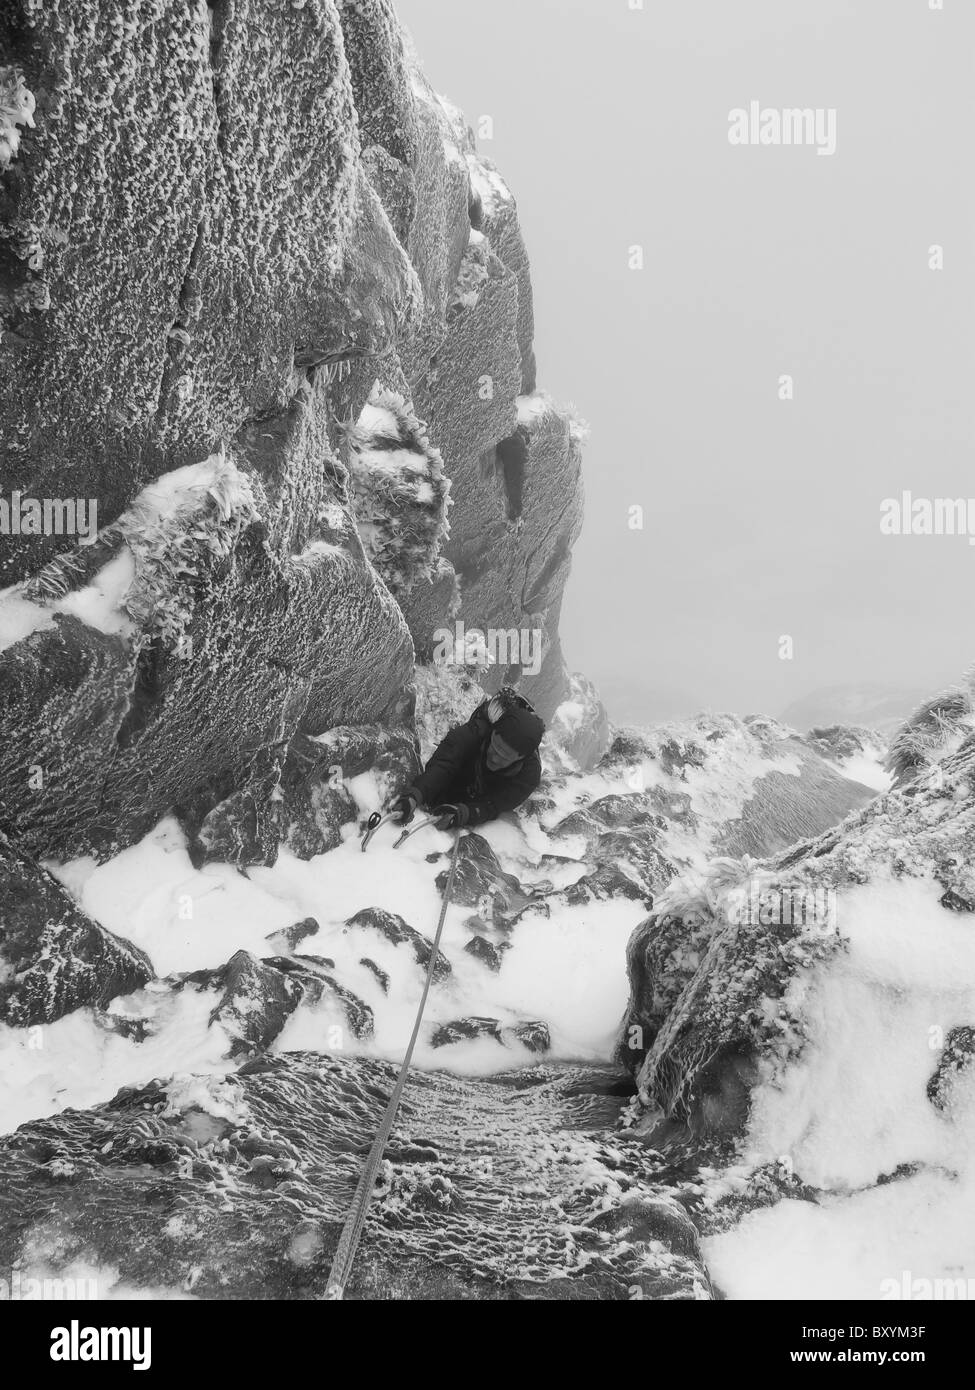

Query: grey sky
[397,0,975,724]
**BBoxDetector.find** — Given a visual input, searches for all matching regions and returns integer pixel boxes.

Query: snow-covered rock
[548,672,611,771]
[0,0,584,874]
[616,674,975,1296]
[0,1053,713,1299]
[596,712,877,863]
[0,832,151,1027]
[0,672,945,1300]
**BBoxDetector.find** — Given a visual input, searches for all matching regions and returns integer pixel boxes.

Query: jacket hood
[495,706,545,756]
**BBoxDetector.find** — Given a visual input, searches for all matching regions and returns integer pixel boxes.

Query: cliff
[0,0,593,873]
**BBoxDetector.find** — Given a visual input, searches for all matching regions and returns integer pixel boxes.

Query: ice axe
[392,812,444,849]
[359,810,395,852]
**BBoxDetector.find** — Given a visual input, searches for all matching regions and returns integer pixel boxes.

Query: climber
[392,688,545,831]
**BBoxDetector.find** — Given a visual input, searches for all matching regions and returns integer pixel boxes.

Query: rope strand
[325,827,463,1299]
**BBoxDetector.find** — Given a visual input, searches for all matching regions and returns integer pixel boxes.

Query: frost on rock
[0,1053,713,1300]
[885,670,975,789]
[0,66,35,170]
[619,668,975,1174]
[597,711,875,863]
[0,831,152,1027]
[548,672,611,773]
[345,386,450,600]
[412,664,487,760]
[0,0,594,867]
[6,450,258,654]
[516,391,554,428]
[1,648,961,1297]
[447,229,490,317]
[105,452,260,647]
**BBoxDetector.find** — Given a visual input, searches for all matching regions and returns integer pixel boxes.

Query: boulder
[927,1026,975,1112]
[345,907,451,983]
[551,793,665,847]
[463,935,510,972]
[590,829,674,900]
[546,798,675,907]
[588,1193,705,1264]
[430,1016,550,1054]
[205,952,310,1059]
[561,862,654,908]
[430,1016,503,1048]
[434,832,536,923]
[187,769,283,871]
[805,724,886,764]
[617,905,719,1072]
[507,1020,551,1054]
[264,918,320,955]
[0,832,152,1026]
[179,950,373,1059]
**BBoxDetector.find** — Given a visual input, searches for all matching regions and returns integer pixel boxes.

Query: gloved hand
[391,793,418,825]
[432,803,470,831]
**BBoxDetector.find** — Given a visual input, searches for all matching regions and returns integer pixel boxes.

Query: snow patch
[707,873,975,1298]
[0,591,55,653]
[52,550,136,636]
[0,66,35,169]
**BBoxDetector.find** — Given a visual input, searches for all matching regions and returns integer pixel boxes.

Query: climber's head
[486,705,545,771]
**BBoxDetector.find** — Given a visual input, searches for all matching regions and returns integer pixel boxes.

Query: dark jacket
[408,700,542,827]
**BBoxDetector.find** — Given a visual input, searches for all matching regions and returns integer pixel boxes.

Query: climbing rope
[325,826,463,1300]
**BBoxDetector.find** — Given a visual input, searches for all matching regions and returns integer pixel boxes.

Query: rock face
[0,1054,713,1300]
[597,713,876,862]
[618,721,975,1143]
[434,832,538,924]
[345,906,452,983]
[927,1026,975,1112]
[805,724,886,765]
[0,831,152,1026]
[463,934,509,971]
[429,1016,551,1054]
[178,950,374,1059]
[0,652,946,1297]
[715,753,874,859]
[20,0,907,1308]
[548,672,611,772]
[0,0,591,871]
